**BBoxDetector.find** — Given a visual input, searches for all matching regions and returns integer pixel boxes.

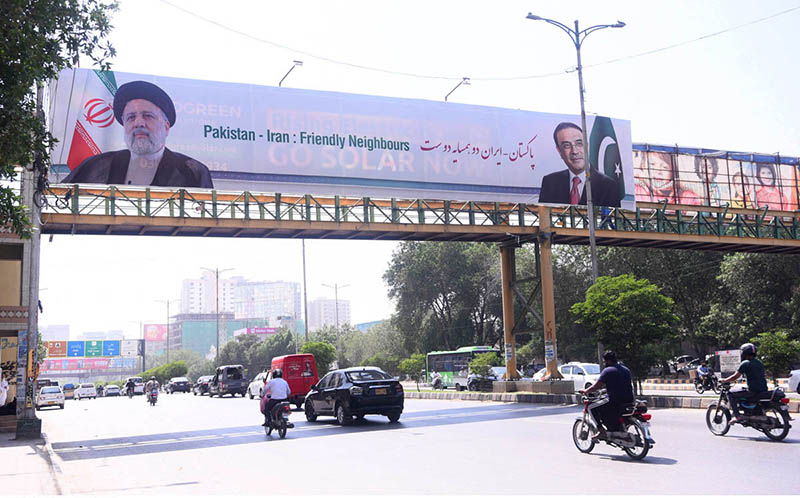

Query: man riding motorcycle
[144,376,160,403]
[578,351,634,440]
[697,360,711,388]
[124,378,136,396]
[261,369,292,429]
[720,343,768,424]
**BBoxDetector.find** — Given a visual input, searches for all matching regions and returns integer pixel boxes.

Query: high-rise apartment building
[181,271,240,315]
[308,298,351,331]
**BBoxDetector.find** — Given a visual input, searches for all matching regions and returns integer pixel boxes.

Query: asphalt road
[37,393,800,495]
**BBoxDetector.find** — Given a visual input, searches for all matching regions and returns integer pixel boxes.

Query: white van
[124,376,145,395]
[74,383,97,400]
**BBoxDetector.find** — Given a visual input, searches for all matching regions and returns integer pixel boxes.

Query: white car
[124,376,145,395]
[104,385,121,396]
[36,386,65,410]
[789,369,800,394]
[247,371,268,399]
[559,362,602,391]
[74,383,97,400]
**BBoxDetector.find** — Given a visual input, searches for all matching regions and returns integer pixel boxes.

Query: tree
[398,353,425,391]
[571,274,678,392]
[300,341,336,378]
[360,353,400,376]
[468,352,503,377]
[751,330,800,385]
[1,0,117,236]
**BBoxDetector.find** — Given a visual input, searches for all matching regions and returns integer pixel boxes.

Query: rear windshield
[80,384,94,388]
[42,387,61,394]
[172,377,189,382]
[224,368,243,379]
[346,370,393,382]
[130,378,143,383]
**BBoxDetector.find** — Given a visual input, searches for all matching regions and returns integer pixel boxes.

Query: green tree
[468,352,503,377]
[300,341,336,377]
[360,353,400,376]
[1,0,117,236]
[751,330,800,385]
[398,353,425,391]
[571,274,678,392]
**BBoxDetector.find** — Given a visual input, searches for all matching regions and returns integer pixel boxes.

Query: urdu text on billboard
[48,68,635,209]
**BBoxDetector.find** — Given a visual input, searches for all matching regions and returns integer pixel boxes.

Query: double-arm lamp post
[525,13,624,283]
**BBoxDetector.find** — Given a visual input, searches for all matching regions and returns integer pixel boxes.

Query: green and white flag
[589,116,625,202]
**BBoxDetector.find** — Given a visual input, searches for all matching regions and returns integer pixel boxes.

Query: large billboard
[143,324,167,342]
[48,68,635,209]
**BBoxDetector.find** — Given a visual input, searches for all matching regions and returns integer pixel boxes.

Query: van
[208,365,247,397]
[124,376,145,395]
[74,383,97,400]
[270,354,318,409]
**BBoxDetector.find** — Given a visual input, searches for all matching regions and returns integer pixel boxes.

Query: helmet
[272,369,283,378]
[150,376,156,380]
[740,343,756,356]
[602,350,617,363]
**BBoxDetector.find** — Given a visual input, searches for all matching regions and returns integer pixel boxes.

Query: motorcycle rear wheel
[571,419,595,453]
[763,407,790,441]
[694,381,705,394]
[278,419,287,439]
[623,420,650,460]
[706,403,731,435]
[711,381,721,395]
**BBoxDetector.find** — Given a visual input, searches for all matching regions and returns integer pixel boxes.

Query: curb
[41,432,65,495]
[404,391,800,413]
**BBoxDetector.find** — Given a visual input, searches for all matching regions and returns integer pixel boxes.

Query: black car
[304,367,404,425]
[192,375,213,396]
[208,364,248,397]
[166,377,191,394]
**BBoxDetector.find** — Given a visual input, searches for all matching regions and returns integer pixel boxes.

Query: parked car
[193,375,213,396]
[304,367,404,425]
[35,386,65,410]
[166,377,191,394]
[74,383,97,400]
[104,384,121,397]
[124,376,145,395]
[208,365,247,397]
[530,363,600,391]
[269,353,319,408]
[487,366,529,381]
[247,371,268,399]
[669,355,697,377]
[789,369,800,394]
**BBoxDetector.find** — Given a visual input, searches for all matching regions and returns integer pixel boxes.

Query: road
[37,393,799,495]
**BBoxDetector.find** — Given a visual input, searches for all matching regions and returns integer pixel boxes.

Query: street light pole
[526,13,624,362]
[201,267,234,366]
[322,283,349,366]
[155,299,180,364]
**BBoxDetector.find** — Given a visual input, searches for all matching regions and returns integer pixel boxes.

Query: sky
[38,0,800,339]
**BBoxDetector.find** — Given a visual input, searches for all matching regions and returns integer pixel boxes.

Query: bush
[469,352,503,377]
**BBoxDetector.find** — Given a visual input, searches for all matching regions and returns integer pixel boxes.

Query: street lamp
[322,283,349,365]
[444,77,470,102]
[155,299,180,364]
[279,60,303,87]
[525,13,624,283]
[201,267,234,366]
[526,13,624,362]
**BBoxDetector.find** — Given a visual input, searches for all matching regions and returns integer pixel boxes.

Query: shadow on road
[50,402,580,461]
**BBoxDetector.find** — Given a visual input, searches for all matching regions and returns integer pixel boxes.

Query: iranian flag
[589,116,625,202]
[65,70,118,170]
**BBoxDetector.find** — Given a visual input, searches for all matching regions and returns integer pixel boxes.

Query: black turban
[113,80,176,127]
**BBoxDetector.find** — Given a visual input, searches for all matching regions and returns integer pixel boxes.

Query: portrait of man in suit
[538,122,620,207]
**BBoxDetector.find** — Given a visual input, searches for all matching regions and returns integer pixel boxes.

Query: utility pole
[322,283,349,366]
[156,299,179,364]
[201,267,233,366]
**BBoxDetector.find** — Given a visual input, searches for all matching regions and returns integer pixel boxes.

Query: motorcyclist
[124,378,136,396]
[144,376,160,402]
[721,343,768,423]
[261,369,292,430]
[578,350,634,440]
[431,370,443,388]
[696,361,711,388]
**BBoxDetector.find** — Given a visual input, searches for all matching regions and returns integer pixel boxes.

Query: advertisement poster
[49,68,635,209]
[144,324,167,342]
[121,339,143,357]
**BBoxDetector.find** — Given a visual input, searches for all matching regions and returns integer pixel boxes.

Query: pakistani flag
[589,116,625,202]
[64,70,118,169]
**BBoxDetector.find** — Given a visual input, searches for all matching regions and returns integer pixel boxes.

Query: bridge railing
[43,185,800,241]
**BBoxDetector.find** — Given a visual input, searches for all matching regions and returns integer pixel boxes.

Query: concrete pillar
[539,206,561,379]
[500,246,519,380]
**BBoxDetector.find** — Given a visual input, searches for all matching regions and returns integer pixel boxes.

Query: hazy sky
[39,0,800,338]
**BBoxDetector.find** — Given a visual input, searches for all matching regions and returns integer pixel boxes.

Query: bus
[425,346,500,390]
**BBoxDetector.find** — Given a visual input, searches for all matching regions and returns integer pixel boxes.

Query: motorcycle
[705,382,792,441]
[127,386,134,398]
[572,390,655,460]
[147,388,158,406]
[261,396,293,439]
[694,372,720,394]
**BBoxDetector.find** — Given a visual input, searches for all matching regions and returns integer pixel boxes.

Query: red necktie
[570,177,581,204]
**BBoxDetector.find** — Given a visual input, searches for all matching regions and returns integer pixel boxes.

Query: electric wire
[159,0,800,82]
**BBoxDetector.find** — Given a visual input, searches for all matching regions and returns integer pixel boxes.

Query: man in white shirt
[262,369,291,429]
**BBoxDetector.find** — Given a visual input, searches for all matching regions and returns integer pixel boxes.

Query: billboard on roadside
[143,324,167,342]
[47,341,67,357]
[48,68,634,209]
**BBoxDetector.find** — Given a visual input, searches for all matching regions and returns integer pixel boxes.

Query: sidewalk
[0,432,61,495]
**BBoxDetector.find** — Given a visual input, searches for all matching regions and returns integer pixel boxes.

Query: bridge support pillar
[539,206,561,380]
[500,246,519,380]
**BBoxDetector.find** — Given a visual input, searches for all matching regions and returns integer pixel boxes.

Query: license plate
[780,405,788,411]
[282,413,289,420]
[374,388,387,395]
[47,401,55,405]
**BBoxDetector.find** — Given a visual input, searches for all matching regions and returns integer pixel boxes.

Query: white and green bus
[425,346,500,390]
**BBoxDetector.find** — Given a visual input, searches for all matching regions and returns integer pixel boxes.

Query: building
[180,271,241,315]
[233,280,301,323]
[40,324,69,342]
[168,313,270,359]
[308,298,351,331]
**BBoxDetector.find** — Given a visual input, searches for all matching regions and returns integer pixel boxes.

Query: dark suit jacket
[62,148,214,188]
[538,169,620,207]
